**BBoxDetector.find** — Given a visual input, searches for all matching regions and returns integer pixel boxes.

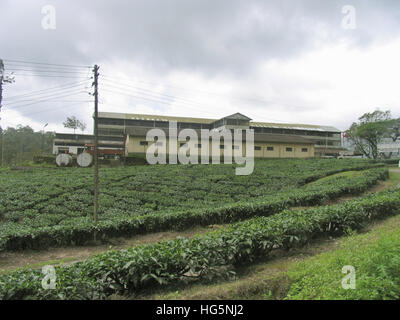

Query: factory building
[95,112,343,158]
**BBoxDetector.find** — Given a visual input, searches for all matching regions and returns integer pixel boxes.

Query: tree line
[0,116,86,166]
[345,110,400,159]
[0,125,55,166]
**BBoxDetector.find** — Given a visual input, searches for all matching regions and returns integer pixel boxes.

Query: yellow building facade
[125,130,315,159]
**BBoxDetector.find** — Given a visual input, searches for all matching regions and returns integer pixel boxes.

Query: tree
[63,116,86,134]
[0,125,55,166]
[345,110,396,159]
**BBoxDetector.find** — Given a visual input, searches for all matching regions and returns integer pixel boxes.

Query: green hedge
[0,168,388,252]
[33,155,56,164]
[123,155,148,165]
[0,181,399,300]
[377,158,400,165]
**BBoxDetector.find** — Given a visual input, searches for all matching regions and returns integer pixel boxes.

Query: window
[58,147,69,154]
[271,128,284,134]
[98,128,125,136]
[286,147,293,152]
[140,141,148,146]
[220,145,225,149]
[195,144,202,148]
[226,119,249,126]
[254,146,261,151]
[267,146,274,151]
[154,121,169,128]
[178,123,201,129]
[55,142,85,147]
[98,118,124,126]
[302,148,308,152]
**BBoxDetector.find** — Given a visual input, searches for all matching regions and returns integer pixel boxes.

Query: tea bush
[1,182,399,300]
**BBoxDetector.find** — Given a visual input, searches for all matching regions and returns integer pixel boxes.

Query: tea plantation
[0,158,384,251]
[0,158,398,300]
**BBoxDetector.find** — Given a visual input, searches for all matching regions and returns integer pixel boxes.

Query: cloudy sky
[1,0,399,134]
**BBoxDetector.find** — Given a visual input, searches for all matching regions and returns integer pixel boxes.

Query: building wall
[254,142,314,158]
[53,145,81,155]
[126,135,314,159]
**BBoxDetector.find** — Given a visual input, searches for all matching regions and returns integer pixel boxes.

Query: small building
[378,141,400,158]
[52,133,124,156]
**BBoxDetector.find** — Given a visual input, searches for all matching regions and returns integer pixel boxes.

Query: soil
[0,226,213,272]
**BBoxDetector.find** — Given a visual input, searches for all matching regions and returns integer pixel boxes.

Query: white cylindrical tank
[77,152,93,167]
[56,153,72,167]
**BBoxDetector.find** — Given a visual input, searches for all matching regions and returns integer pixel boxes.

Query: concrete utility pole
[42,123,48,154]
[92,65,100,227]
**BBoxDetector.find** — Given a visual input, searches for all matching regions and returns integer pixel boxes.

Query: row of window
[140,141,240,149]
[98,118,339,138]
[254,146,308,152]
[253,127,339,137]
[315,140,341,146]
[139,141,308,152]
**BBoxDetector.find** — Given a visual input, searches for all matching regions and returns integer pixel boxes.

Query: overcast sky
[1,0,400,134]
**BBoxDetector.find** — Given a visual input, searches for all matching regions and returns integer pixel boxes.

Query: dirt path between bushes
[0,225,216,272]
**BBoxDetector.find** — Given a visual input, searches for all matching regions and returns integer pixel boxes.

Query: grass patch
[388,169,400,187]
[286,215,400,300]
[306,170,363,185]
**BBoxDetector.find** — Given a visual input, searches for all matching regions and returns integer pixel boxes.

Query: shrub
[1,184,399,300]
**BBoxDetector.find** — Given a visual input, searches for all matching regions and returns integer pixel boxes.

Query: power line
[4,62,90,71]
[3,73,92,79]
[101,77,209,108]
[101,82,207,110]
[101,88,219,117]
[15,101,91,118]
[5,83,91,104]
[5,68,91,75]
[3,91,89,109]
[100,77,230,112]
[4,79,91,101]
[5,100,91,103]
[101,83,292,124]
[101,87,200,110]
[3,59,91,69]
[5,87,90,106]
[101,73,315,114]
[101,73,232,101]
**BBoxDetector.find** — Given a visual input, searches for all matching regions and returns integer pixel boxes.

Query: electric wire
[3,91,90,109]
[5,87,91,106]
[4,79,91,101]
[3,59,91,69]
